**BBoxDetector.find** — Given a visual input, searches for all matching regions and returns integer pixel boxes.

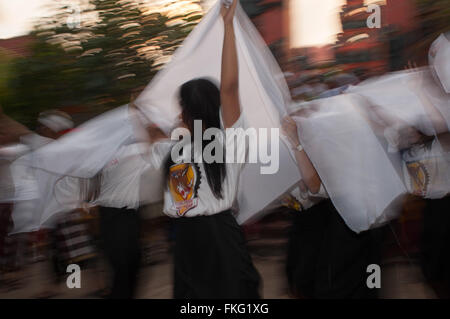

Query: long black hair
[164,78,226,199]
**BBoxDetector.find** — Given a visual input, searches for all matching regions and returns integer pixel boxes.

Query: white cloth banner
[15,105,136,179]
[9,1,300,228]
[348,68,450,135]
[10,166,69,234]
[9,107,154,233]
[135,1,291,132]
[292,94,408,233]
[135,1,300,224]
[0,144,33,203]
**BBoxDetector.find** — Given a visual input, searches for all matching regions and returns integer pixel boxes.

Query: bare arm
[220,0,241,128]
[282,116,322,194]
[129,99,167,144]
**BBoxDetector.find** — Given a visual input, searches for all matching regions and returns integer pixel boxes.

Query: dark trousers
[421,197,450,295]
[173,210,261,299]
[286,200,384,299]
[99,207,141,299]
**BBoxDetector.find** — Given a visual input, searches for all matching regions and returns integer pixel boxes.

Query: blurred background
[0,0,449,299]
[1,0,448,126]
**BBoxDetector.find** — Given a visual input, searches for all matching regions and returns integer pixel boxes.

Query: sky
[0,0,53,39]
[290,0,345,47]
[0,0,383,46]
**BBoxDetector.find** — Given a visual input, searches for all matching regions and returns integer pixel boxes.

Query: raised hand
[147,124,167,143]
[220,0,241,128]
[221,0,238,26]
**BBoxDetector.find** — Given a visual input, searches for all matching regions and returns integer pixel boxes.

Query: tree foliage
[415,0,450,51]
[4,0,202,127]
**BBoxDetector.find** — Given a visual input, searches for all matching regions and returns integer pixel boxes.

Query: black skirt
[421,197,450,286]
[99,206,142,299]
[173,210,261,299]
[286,199,384,299]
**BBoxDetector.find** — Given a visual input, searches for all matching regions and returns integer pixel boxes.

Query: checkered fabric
[53,210,95,264]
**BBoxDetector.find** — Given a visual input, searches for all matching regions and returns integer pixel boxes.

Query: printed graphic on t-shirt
[168,163,199,216]
[281,194,302,211]
[406,160,430,197]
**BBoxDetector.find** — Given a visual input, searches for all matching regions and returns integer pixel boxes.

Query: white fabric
[292,94,407,233]
[418,70,450,133]
[0,144,30,161]
[348,69,436,136]
[348,68,450,135]
[8,135,64,233]
[148,113,247,218]
[12,142,164,233]
[429,33,450,93]
[135,1,299,223]
[94,143,162,209]
[0,144,31,203]
[8,1,300,226]
[135,2,291,132]
[54,143,163,211]
[8,161,40,202]
[402,139,450,199]
[20,133,54,151]
[284,183,328,212]
[10,128,155,233]
[10,162,66,234]
[347,66,450,200]
[251,182,327,220]
[38,114,74,133]
[16,105,137,178]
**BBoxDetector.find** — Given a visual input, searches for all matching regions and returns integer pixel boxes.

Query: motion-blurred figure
[356,32,450,297]
[281,116,383,298]
[0,108,79,297]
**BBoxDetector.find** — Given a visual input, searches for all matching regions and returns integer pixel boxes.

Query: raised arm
[129,98,167,144]
[220,0,241,128]
[282,116,322,194]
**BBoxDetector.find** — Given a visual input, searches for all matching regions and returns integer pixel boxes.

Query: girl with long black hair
[144,0,261,299]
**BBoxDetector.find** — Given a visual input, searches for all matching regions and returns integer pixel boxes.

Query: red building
[385,0,419,33]
[0,35,34,58]
[335,0,421,75]
[245,0,290,61]
[335,0,388,77]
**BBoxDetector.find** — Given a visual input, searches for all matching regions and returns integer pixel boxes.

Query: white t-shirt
[402,139,450,199]
[55,143,152,211]
[147,113,247,218]
[0,144,31,203]
[94,144,151,209]
[9,135,58,233]
[280,183,328,212]
[20,133,53,150]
